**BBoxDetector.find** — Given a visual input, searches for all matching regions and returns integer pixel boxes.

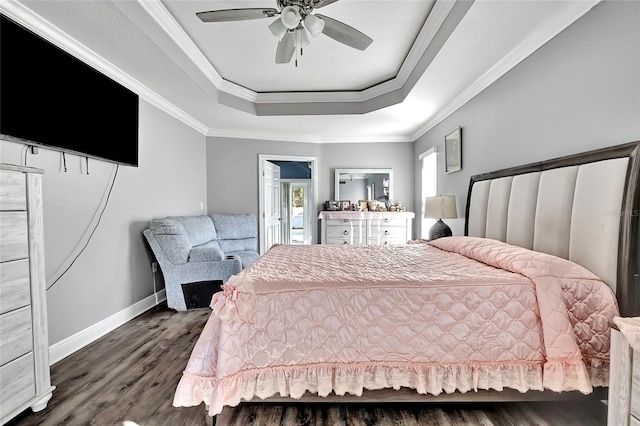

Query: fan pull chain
[295,30,300,67]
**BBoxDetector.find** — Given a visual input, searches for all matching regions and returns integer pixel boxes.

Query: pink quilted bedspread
[173,237,618,416]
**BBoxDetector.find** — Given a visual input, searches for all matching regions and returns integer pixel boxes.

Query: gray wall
[205,138,321,215]
[414,0,640,238]
[206,138,415,241]
[0,99,208,344]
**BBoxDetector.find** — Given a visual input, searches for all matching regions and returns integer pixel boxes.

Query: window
[420,147,437,239]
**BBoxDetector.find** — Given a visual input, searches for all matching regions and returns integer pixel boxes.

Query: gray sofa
[143,214,259,311]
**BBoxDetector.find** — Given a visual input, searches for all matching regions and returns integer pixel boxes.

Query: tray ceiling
[1,0,601,142]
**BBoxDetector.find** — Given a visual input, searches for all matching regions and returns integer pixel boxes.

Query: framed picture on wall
[445,127,462,174]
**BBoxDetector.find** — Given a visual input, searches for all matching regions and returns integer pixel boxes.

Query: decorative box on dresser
[0,164,54,425]
[608,323,640,426]
[318,211,415,245]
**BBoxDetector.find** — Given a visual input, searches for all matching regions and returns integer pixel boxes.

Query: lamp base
[428,219,452,241]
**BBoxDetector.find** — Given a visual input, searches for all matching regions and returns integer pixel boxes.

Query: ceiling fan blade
[275,31,295,63]
[196,8,278,22]
[315,14,372,51]
[312,0,340,9]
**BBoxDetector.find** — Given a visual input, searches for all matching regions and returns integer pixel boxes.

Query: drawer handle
[343,241,348,245]
[343,219,349,223]
[384,218,390,223]
[344,230,349,235]
[384,241,388,245]
[384,230,389,235]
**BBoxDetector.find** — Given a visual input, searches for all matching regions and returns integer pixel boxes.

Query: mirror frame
[334,168,393,202]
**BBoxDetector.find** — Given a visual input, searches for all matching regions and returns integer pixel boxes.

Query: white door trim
[258,154,318,254]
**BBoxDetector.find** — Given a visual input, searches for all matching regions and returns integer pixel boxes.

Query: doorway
[258,155,318,254]
[281,181,311,245]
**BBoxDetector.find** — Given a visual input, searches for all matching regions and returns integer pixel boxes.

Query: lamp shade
[268,18,287,39]
[304,14,325,37]
[424,195,457,219]
[280,5,301,29]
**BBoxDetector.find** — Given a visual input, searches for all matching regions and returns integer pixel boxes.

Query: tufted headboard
[465,141,640,316]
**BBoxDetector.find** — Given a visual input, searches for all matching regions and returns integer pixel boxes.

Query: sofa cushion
[189,242,224,262]
[217,238,257,254]
[171,216,217,246]
[211,214,257,240]
[150,218,191,264]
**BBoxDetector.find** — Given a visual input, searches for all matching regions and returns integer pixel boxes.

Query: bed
[173,141,640,418]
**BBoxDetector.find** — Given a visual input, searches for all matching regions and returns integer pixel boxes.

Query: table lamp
[424,195,457,240]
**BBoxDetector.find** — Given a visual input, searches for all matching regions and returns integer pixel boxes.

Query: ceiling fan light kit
[268,18,288,40]
[280,6,302,29]
[196,0,372,65]
[303,14,325,37]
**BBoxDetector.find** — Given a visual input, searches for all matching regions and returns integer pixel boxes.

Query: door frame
[258,154,318,254]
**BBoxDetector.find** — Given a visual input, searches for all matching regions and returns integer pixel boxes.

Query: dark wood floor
[8,303,608,426]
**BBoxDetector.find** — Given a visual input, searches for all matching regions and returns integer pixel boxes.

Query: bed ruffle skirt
[173,356,605,416]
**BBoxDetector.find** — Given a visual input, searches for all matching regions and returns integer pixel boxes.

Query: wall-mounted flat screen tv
[1,15,139,166]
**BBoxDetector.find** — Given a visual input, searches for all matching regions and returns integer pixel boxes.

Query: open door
[262,160,281,253]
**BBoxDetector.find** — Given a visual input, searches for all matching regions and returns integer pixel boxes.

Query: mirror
[334,168,393,205]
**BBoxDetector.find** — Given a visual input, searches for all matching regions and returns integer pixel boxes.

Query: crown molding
[206,128,412,144]
[206,128,322,144]
[1,0,209,136]
[410,0,602,141]
[320,135,413,144]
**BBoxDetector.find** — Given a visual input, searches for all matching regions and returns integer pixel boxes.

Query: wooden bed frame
[250,141,640,407]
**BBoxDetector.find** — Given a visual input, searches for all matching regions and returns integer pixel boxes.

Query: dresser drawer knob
[384,230,389,235]
[384,218,390,223]
[343,230,349,235]
[343,219,349,223]
[343,241,348,245]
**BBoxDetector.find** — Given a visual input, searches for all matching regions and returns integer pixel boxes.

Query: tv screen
[1,15,139,166]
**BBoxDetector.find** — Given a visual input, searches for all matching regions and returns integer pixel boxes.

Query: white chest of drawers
[318,211,414,245]
[0,164,54,425]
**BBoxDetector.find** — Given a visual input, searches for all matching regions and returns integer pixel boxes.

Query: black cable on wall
[47,164,119,291]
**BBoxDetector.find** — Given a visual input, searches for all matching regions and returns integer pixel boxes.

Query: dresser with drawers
[318,211,414,245]
[0,164,54,425]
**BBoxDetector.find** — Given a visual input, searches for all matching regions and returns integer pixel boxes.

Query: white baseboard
[49,289,166,365]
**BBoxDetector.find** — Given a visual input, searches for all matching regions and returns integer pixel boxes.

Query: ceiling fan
[196,0,373,65]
